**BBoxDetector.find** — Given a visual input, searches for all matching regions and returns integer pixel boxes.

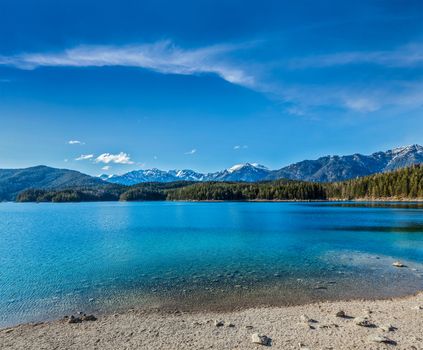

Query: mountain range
[102,144,423,185]
[1,145,422,201]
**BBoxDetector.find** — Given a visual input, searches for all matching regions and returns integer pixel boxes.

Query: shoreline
[8,198,423,203]
[2,292,422,349]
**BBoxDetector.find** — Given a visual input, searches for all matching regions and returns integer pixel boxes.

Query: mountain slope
[0,165,106,201]
[267,144,423,182]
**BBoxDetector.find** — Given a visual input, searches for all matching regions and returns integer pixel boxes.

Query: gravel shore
[1,293,422,350]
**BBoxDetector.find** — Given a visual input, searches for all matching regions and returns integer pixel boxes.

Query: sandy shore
[0,293,423,350]
[1,293,422,350]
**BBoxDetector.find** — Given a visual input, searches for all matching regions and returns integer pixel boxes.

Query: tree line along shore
[16,164,423,203]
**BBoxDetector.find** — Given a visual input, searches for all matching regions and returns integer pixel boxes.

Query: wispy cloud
[0,40,255,88]
[75,154,94,161]
[68,140,85,145]
[290,43,423,69]
[184,149,197,155]
[1,40,422,113]
[101,165,111,171]
[233,145,248,150]
[95,152,134,164]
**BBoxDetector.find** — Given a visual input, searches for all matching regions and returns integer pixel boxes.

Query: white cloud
[0,40,255,88]
[290,43,423,69]
[101,165,111,171]
[68,140,85,145]
[286,106,306,116]
[75,154,94,161]
[95,152,134,164]
[2,40,422,113]
[184,149,197,155]
[344,98,380,113]
[233,145,248,150]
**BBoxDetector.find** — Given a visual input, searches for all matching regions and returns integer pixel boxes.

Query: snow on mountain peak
[228,163,246,173]
[227,163,268,173]
[392,144,423,155]
[250,163,269,170]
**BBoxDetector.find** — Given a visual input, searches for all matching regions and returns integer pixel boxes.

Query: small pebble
[335,310,346,318]
[298,343,311,350]
[354,317,373,327]
[368,335,396,344]
[251,333,271,346]
[380,324,395,332]
[300,314,316,323]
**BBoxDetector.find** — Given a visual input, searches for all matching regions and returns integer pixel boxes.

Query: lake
[0,201,422,327]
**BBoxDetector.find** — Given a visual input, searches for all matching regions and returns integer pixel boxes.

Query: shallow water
[0,201,422,327]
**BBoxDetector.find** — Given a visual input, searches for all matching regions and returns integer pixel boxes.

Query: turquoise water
[0,202,422,327]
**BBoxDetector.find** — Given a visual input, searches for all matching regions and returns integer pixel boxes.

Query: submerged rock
[392,261,406,267]
[251,333,271,346]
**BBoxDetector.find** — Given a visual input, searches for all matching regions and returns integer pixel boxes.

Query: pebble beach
[1,292,422,350]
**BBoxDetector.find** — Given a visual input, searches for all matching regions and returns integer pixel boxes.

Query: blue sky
[0,0,422,175]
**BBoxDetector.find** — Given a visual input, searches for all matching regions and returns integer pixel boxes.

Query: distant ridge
[103,145,423,185]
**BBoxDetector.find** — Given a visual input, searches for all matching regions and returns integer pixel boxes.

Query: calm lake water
[0,201,422,327]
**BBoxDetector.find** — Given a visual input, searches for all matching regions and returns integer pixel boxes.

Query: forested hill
[326,164,423,200]
[0,165,110,201]
[15,165,423,202]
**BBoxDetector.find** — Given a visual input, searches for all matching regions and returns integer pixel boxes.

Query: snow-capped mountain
[103,163,270,185]
[101,145,423,185]
[384,145,423,171]
[103,168,202,186]
[207,163,271,182]
[266,144,423,182]
[168,169,206,181]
